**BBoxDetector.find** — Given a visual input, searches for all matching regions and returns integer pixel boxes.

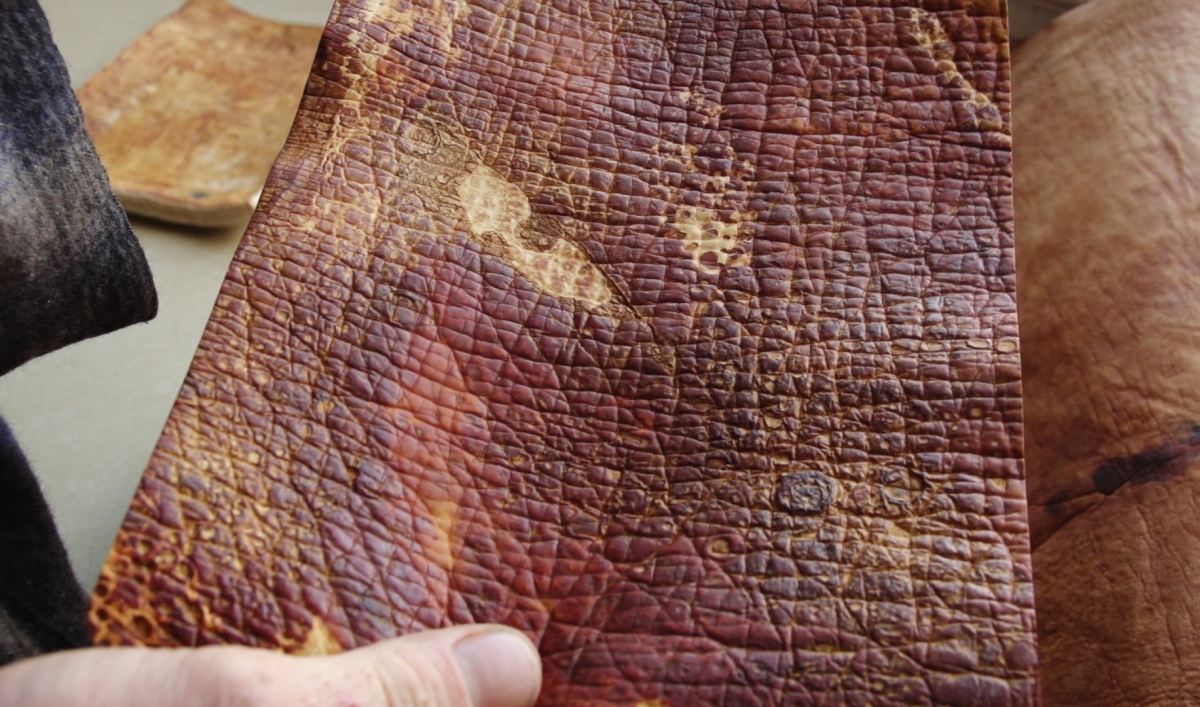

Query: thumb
[336,624,544,707]
[0,624,542,707]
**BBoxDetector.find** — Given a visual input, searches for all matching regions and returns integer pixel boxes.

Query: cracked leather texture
[91,0,1033,704]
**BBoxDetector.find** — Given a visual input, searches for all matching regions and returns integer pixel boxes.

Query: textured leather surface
[1015,0,1200,704]
[77,0,323,227]
[91,0,1033,704]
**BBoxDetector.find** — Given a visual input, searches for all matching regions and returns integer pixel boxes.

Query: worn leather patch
[76,0,323,227]
[91,0,1033,704]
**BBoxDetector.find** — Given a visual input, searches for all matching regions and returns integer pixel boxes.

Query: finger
[0,624,542,707]
[347,624,542,707]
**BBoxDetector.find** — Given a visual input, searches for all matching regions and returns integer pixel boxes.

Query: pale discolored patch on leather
[361,0,466,53]
[459,166,532,239]
[366,1,416,34]
[294,616,343,656]
[670,207,750,274]
[910,8,1010,142]
[90,548,176,648]
[459,165,614,307]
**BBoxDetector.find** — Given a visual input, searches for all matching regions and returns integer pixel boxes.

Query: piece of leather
[1014,0,1200,703]
[76,0,324,228]
[91,0,1034,704]
[0,0,157,375]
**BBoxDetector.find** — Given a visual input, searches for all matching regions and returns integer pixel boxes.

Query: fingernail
[452,628,542,707]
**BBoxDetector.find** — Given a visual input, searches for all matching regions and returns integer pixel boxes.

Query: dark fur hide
[0,0,157,375]
[0,0,162,664]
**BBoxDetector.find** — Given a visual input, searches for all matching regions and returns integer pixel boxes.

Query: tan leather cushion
[1017,0,1200,703]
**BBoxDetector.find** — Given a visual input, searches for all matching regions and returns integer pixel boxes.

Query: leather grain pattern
[1014,0,1200,703]
[91,0,1033,704]
[77,0,323,227]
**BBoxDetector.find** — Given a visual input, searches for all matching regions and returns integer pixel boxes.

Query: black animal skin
[0,0,161,664]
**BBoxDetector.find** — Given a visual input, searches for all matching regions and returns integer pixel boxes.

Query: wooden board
[76,0,323,227]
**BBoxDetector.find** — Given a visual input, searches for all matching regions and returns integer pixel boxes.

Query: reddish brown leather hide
[91,0,1033,704]
[1015,0,1200,704]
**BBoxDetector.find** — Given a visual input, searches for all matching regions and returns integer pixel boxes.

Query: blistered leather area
[91,0,1032,704]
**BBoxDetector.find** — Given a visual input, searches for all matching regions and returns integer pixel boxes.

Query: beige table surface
[3,0,1070,592]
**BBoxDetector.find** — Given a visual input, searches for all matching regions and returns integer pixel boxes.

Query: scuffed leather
[1015,0,1200,704]
[91,0,1033,704]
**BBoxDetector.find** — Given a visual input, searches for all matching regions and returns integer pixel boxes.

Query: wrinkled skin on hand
[1015,0,1200,703]
[91,0,1035,705]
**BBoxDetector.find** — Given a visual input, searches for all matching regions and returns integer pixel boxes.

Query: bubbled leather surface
[91,0,1033,704]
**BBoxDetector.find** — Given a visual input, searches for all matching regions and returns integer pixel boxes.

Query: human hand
[0,624,541,707]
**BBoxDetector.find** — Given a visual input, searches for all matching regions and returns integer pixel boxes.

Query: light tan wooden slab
[77,0,323,227]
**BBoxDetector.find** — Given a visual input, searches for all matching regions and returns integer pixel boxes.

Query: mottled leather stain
[459,165,615,307]
[1092,426,1200,496]
[1045,489,1069,517]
